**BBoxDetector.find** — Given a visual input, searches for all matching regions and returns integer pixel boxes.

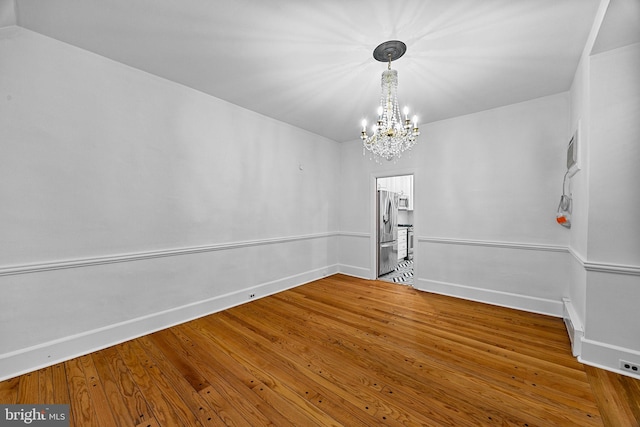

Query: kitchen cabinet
[377,175,413,210]
[398,175,413,211]
[398,227,407,260]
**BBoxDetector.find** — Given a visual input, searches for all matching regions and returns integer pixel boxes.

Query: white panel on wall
[419,94,570,246]
[0,27,340,267]
[588,42,640,266]
[417,239,568,316]
[568,55,590,261]
[567,253,587,330]
[338,233,371,279]
[586,271,640,349]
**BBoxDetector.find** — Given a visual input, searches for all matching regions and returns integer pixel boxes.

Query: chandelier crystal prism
[361,40,419,162]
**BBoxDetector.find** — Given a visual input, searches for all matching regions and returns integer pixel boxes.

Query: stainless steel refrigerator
[377,190,399,276]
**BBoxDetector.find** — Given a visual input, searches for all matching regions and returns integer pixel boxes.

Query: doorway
[375,174,414,286]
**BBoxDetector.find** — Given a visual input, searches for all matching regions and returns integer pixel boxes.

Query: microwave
[398,196,409,209]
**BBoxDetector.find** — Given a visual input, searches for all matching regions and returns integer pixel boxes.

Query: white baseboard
[415,278,563,317]
[338,264,371,280]
[579,338,640,380]
[0,264,338,382]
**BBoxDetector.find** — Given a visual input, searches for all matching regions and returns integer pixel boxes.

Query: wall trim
[568,246,640,276]
[584,260,640,276]
[415,277,563,318]
[0,232,339,277]
[419,237,640,276]
[338,264,371,280]
[418,237,568,253]
[579,338,640,380]
[338,231,371,238]
[0,263,339,382]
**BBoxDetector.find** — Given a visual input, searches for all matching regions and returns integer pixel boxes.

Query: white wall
[339,93,571,316]
[0,0,15,27]
[588,43,640,266]
[579,42,640,373]
[0,26,340,380]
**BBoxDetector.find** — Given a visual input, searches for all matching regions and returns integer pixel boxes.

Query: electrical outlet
[620,360,639,374]
[249,293,256,299]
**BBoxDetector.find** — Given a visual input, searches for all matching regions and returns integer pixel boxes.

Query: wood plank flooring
[1,274,639,426]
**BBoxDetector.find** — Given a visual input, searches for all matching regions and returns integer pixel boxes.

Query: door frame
[369,168,417,281]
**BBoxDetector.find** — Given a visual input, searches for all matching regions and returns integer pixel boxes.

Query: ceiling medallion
[361,40,419,162]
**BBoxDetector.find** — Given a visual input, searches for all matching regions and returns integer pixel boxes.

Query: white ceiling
[9,0,609,142]
[592,0,640,54]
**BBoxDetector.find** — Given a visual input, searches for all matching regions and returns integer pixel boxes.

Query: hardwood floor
[1,274,639,426]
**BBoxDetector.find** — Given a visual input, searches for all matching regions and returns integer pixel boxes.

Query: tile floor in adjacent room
[378,259,413,286]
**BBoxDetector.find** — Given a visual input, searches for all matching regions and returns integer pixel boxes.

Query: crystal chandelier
[361,40,419,162]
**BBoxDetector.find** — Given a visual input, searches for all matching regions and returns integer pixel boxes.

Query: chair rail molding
[418,236,569,253]
[0,231,340,277]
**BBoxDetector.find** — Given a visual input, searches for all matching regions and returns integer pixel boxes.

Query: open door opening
[376,175,414,286]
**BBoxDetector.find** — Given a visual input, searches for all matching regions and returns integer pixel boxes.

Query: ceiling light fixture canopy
[361,40,419,162]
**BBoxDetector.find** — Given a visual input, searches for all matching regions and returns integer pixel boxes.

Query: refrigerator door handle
[383,199,390,223]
